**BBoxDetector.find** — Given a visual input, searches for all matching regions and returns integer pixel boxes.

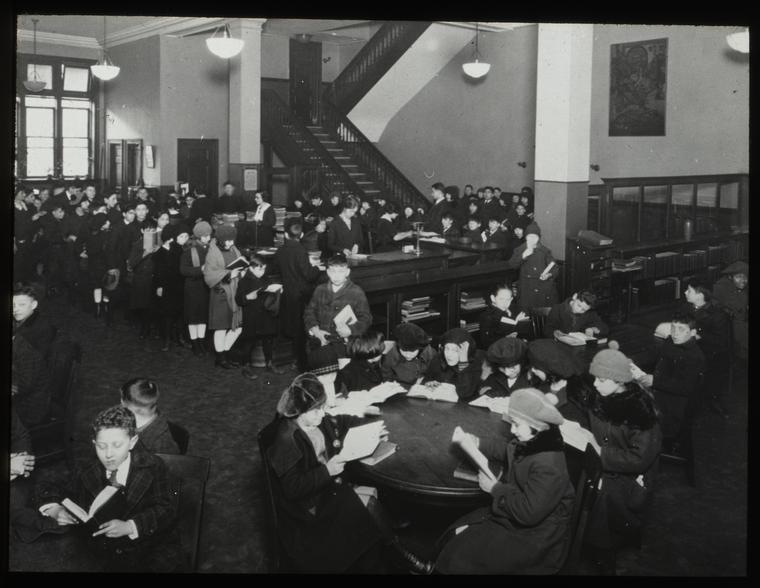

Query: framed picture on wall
[609,38,667,136]
[243,167,258,191]
[145,145,155,168]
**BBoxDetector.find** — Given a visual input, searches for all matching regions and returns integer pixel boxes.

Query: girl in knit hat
[380,322,436,385]
[506,222,559,312]
[435,387,574,574]
[203,224,244,368]
[479,337,530,398]
[422,328,485,401]
[265,373,432,573]
[180,221,212,356]
[577,342,662,574]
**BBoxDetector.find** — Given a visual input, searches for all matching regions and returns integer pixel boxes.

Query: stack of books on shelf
[401,297,440,322]
[631,255,655,279]
[460,291,487,312]
[274,207,287,230]
[682,252,699,273]
[611,258,642,272]
[459,320,480,333]
[688,249,708,270]
[654,251,681,276]
[707,245,725,265]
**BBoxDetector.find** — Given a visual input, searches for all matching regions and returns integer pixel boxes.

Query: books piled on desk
[611,258,642,272]
[401,296,440,322]
[631,255,655,279]
[554,331,598,347]
[460,291,487,311]
[654,251,680,276]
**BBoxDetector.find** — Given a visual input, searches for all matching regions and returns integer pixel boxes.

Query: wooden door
[177,138,218,197]
[289,39,322,124]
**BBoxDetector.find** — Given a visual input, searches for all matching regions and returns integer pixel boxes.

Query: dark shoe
[242,366,259,380]
[390,540,433,575]
[215,352,233,369]
[95,302,102,318]
[266,361,285,375]
[103,302,112,326]
[191,340,201,356]
[199,339,210,354]
[225,352,241,368]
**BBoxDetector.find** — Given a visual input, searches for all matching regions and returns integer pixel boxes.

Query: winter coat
[303,280,371,341]
[686,301,732,369]
[274,239,322,339]
[479,370,531,398]
[380,344,436,385]
[250,203,277,247]
[136,414,181,455]
[478,302,527,350]
[508,243,560,312]
[266,415,382,572]
[84,230,111,290]
[374,217,399,252]
[235,271,279,338]
[423,350,486,402]
[544,299,609,338]
[203,241,243,330]
[425,199,448,234]
[327,215,364,254]
[127,239,156,310]
[180,239,210,324]
[335,359,383,393]
[436,426,574,574]
[152,242,185,316]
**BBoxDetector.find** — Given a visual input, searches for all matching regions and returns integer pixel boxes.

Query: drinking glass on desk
[411,222,424,256]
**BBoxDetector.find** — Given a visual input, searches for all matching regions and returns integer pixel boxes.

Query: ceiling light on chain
[726,28,749,54]
[23,18,46,92]
[462,23,491,79]
[206,23,245,58]
[91,16,120,81]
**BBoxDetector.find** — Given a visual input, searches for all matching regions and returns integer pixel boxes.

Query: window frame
[16,53,98,180]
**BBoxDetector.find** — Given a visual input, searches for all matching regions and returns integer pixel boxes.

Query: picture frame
[145,145,155,168]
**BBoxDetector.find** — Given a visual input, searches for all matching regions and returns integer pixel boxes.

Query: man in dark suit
[274,218,324,372]
[216,181,240,214]
[424,182,448,234]
[188,188,215,226]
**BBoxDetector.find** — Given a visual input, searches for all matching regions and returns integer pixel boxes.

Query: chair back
[167,420,190,455]
[530,306,553,340]
[257,418,292,573]
[156,453,211,571]
[558,445,603,574]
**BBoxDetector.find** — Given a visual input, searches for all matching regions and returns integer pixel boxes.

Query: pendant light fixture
[91,16,120,81]
[23,19,46,92]
[462,23,491,79]
[206,23,244,59]
[726,27,749,54]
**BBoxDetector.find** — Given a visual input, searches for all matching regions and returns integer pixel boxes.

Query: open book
[453,461,503,483]
[333,305,358,329]
[225,255,250,271]
[338,421,385,462]
[326,396,381,417]
[350,382,405,404]
[452,426,497,481]
[264,283,283,293]
[359,441,397,466]
[407,382,458,403]
[559,420,600,454]
[469,394,510,415]
[555,331,596,346]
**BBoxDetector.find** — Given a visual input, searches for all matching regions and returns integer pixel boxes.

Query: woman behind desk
[327,195,364,256]
[435,388,574,574]
[251,191,276,248]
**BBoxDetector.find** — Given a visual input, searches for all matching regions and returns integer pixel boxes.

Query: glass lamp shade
[23,78,46,92]
[91,63,120,81]
[462,59,491,79]
[206,36,245,59]
[726,29,749,54]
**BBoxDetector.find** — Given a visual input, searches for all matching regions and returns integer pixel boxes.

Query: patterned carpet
[8,296,747,575]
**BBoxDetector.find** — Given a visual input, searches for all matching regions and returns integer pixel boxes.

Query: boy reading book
[544,291,609,339]
[37,405,182,572]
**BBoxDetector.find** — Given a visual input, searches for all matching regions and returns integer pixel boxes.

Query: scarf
[253,201,271,222]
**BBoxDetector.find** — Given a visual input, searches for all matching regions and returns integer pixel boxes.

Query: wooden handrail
[326,21,430,112]
[320,99,430,212]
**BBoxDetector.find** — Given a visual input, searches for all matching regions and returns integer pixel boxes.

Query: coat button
[116,548,123,555]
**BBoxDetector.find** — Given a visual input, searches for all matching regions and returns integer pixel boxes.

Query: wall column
[228,18,265,191]
[533,23,594,262]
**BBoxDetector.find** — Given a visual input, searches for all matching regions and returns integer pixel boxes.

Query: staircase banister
[262,89,366,198]
[321,99,430,209]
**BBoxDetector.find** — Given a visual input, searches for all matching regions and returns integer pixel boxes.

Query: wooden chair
[28,337,82,465]
[529,306,553,340]
[156,453,211,572]
[558,445,603,574]
[257,419,296,573]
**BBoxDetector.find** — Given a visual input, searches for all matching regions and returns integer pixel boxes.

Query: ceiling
[17,15,159,39]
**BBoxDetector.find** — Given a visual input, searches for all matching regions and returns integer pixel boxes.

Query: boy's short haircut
[493,187,501,192]
[92,405,137,439]
[467,216,482,225]
[121,378,159,411]
[671,311,697,330]
[487,216,501,225]
[123,202,136,213]
[465,184,473,190]
[223,181,235,187]
[431,182,445,192]
[575,290,598,309]
[347,330,385,360]
[284,217,303,237]
[483,186,493,193]
[341,195,360,212]
[442,212,455,223]
[687,279,713,302]
[51,203,65,213]
[249,254,266,269]
[384,201,398,215]
[489,281,513,299]
[327,252,349,267]
[13,282,40,301]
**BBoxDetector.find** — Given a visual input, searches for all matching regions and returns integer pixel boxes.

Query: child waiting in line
[381,323,436,386]
[335,331,386,393]
[120,378,182,455]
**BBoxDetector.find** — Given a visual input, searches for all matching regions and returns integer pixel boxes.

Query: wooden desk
[348,249,452,279]
[348,395,506,508]
[421,239,505,264]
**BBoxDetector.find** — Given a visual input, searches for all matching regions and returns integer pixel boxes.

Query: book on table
[359,440,398,466]
[338,421,385,462]
[225,256,250,271]
[469,394,510,414]
[555,331,596,347]
[407,382,458,403]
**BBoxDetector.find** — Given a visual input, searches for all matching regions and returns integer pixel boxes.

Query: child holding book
[478,282,529,350]
[381,323,436,385]
[37,405,182,572]
[423,328,484,402]
[335,331,385,393]
[507,223,559,312]
[435,388,574,574]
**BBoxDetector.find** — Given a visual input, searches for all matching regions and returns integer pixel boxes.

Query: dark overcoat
[508,243,559,312]
[327,215,364,254]
[478,301,527,350]
[152,242,185,316]
[179,239,210,324]
[423,350,486,402]
[235,271,279,338]
[274,239,322,339]
[127,239,156,310]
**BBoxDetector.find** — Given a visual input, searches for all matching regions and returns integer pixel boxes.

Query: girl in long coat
[180,221,212,356]
[203,224,244,369]
[507,223,559,312]
[435,388,575,574]
[82,213,111,318]
[153,223,190,351]
[576,343,662,573]
[235,255,284,379]
[127,220,159,339]
[266,373,431,573]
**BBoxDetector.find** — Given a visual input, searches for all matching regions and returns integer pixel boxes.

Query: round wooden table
[348,395,507,507]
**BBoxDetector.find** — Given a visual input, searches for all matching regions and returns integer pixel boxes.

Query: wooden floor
[8,296,748,575]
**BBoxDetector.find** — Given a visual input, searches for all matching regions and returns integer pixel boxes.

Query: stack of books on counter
[401,296,440,322]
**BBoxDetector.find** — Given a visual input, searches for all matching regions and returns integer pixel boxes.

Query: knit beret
[395,322,430,351]
[215,223,237,243]
[193,221,212,238]
[486,337,527,367]
[160,223,178,243]
[174,222,191,238]
[503,387,564,431]
[524,222,541,237]
[589,343,633,383]
[441,328,475,348]
[721,260,748,277]
[528,339,584,379]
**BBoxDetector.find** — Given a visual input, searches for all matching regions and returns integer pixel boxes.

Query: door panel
[289,39,322,124]
[177,139,218,197]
